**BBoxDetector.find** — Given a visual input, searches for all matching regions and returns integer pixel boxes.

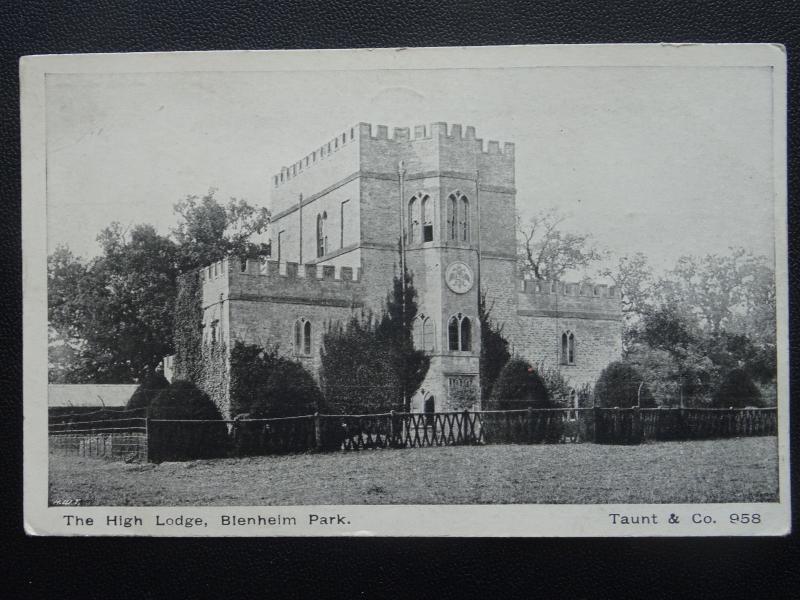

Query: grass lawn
[49,437,779,506]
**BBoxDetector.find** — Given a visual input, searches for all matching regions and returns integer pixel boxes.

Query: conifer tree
[321,266,429,414]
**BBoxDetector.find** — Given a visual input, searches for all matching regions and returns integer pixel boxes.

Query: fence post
[389,410,396,448]
[593,406,601,443]
[314,412,323,451]
[526,407,534,443]
[144,408,150,463]
[632,405,642,444]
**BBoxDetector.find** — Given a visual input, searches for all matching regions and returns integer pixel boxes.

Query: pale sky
[45,66,776,272]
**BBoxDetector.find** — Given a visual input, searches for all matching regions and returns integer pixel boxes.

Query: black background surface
[2,1,799,597]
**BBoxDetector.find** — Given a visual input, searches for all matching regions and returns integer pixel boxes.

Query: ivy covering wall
[172,270,229,416]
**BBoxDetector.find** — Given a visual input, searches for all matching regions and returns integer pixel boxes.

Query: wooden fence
[49,406,778,462]
[48,408,149,461]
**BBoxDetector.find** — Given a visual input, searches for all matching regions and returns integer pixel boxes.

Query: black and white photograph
[22,45,789,536]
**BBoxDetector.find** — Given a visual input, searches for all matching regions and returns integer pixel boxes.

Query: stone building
[195,122,622,418]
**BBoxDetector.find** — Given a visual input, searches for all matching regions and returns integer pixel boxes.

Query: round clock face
[445,261,474,294]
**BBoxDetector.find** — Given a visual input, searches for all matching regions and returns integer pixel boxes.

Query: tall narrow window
[460,316,472,351]
[421,195,433,242]
[413,316,424,349]
[408,197,419,243]
[277,230,284,263]
[322,211,328,256]
[316,212,327,258]
[340,200,349,248]
[460,196,469,241]
[304,320,312,355]
[294,318,312,356]
[568,332,575,364]
[414,315,435,352]
[561,331,575,365]
[448,194,457,240]
[316,214,324,257]
[448,313,473,351]
[422,317,434,352]
[448,316,460,351]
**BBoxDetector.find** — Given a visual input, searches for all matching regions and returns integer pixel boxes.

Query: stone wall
[510,281,623,392]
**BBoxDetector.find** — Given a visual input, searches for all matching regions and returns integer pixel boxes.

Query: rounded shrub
[712,368,762,408]
[593,361,656,408]
[487,358,551,410]
[249,360,324,418]
[150,380,223,419]
[126,371,170,411]
[148,380,228,460]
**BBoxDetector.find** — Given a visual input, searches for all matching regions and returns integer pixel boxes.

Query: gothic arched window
[408,197,419,243]
[460,316,472,351]
[460,196,469,242]
[413,314,436,352]
[561,331,575,365]
[413,315,424,349]
[304,320,312,355]
[422,317,435,352]
[448,313,473,352]
[295,318,312,356]
[448,316,459,351]
[420,195,433,242]
[448,194,458,240]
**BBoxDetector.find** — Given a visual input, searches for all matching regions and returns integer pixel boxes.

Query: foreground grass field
[49,437,779,506]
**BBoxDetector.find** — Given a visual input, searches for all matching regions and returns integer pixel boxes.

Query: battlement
[518,279,619,299]
[271,121,514,189]
[516,279,621,320]
[201,257,362,285]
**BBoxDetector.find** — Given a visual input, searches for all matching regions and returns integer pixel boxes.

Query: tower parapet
[517,279,622,320]
[271,122,515,189]
[201,257,365,309]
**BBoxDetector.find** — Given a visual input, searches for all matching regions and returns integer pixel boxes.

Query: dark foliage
[487,358,551,410]
[321,267,429,414]
[149,380,223,420]
[172,270,204,382]
[594,361,656,408]
[479,291,511,402]
[126,371,170,410]
[712,368,762,408]
[229,341,323,418]
[147,380,229,461]
[48,192,270,383]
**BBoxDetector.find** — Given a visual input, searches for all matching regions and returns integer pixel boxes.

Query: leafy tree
[712,368,762,408]
[48,192,270,383]
[127,370,170,410]
[487,358,551,410]
[48,225,180,382]
[594,361,655,408]
[478,290,510,402]
[598,252,655,318]
[321,268,430,414]
[517,208,601,281]
[229,341,323,418]
[171,189,270,272]
[659,248,774,337]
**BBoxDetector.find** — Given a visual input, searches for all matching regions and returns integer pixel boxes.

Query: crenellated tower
[183,121,621,418]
